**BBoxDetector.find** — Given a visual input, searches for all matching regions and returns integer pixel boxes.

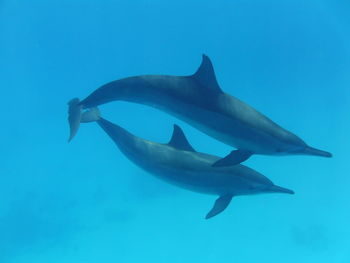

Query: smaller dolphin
[69,55,332,167]
[71,101,294,219]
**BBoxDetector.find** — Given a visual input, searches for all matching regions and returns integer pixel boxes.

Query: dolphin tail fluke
[303,146,332,158]
[80,107,101,123]
[205,195,233,219]
[268,185,294,195]
[67,98,82,142]
[68,98,101,142]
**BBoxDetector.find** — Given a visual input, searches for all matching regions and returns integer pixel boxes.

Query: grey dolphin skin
[75,106,294,219]
[71,55,332,166]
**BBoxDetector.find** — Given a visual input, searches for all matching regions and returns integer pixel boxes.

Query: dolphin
[73,103,294,219]
[69,55,332,166]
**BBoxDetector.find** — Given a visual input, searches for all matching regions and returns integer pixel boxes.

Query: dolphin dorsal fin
[168,125,196,152]
[191,54,222,93]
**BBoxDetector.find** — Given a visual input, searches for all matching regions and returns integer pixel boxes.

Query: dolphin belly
[116,142,225,195]
[141,95,282,155]
[128,155,260,196]
[95,117,275,196]
[112,135,268,196]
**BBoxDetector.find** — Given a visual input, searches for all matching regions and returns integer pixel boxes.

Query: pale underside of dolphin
[70,55,332,166]
[74,106,294,219]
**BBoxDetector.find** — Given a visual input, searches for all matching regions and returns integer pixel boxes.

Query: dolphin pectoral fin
[212,150,253,167]
[67,98,82,142]
[205,195,233,219]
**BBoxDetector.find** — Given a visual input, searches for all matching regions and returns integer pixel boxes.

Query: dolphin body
[75,106,294,219]
[71,55,332,166]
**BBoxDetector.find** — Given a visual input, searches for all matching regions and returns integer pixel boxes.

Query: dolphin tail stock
[67,97,101,142]
[302,146,332,158]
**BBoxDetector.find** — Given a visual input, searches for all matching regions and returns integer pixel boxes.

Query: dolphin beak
[301,146,332,158]
[288,146,332,158]
[268,185,295,195]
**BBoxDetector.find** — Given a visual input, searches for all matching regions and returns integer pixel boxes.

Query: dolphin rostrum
[69,55,332,166]
[73,103,294,219]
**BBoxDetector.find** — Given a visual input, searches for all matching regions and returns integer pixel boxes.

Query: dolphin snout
[302,146,332,158]
[267,185,295,195]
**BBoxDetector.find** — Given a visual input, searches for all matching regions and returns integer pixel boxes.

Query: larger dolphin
[69,55,332,166]
[76,106,294,219]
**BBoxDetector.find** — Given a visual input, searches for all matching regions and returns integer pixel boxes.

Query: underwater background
[1,0,349,262]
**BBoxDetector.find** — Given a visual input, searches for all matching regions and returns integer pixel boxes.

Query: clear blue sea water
[1,0,349,262]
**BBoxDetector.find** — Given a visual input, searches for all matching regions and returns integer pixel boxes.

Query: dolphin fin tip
[68,133,76,143]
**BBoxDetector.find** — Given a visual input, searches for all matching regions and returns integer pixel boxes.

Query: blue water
[1,0,349,262]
